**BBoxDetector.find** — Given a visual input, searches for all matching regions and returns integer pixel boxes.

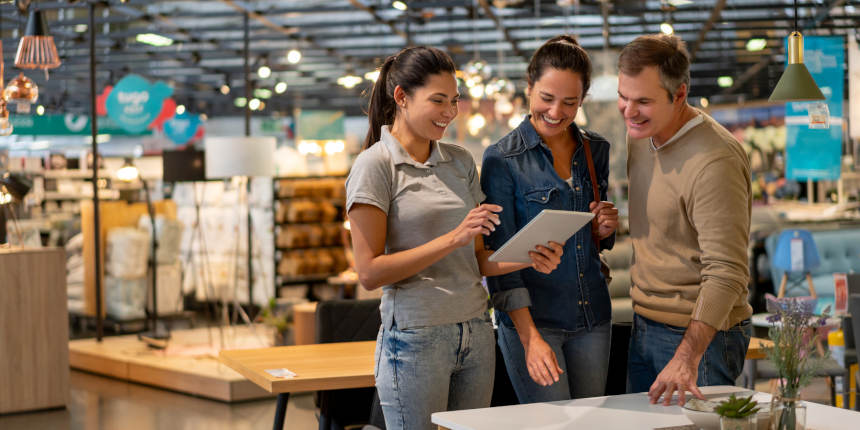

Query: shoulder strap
[582,137,601,250]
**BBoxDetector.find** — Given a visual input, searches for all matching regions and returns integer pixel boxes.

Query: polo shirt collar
[380,125,450,168]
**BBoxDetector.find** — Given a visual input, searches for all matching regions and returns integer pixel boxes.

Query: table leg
[273,393,290,430]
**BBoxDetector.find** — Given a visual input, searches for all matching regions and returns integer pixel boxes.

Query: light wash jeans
[375,315,495,430]
[626,314,752,394]
[496,320,611,403]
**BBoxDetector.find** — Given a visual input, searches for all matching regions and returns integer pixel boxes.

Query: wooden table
[219,340,375,430]
[746,336,773,360]
[432,385,860,430]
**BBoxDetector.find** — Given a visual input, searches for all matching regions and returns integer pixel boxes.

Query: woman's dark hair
[364,46,456,149]
[526,35,592,98]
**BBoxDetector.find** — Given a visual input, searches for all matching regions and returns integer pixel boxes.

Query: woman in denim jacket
[347,46,563,430]
[481,35,619,403]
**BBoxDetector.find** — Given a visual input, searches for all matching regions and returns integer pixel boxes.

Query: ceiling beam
[689,0,726,61]
[347,0,409,41]
[477,0,528,61]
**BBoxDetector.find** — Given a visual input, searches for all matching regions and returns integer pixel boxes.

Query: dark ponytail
[527,35,592,98]
[363,46,456,149]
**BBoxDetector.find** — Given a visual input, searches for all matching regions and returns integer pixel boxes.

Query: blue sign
[785,36,844,181]
[163,112,202,145]
[105,75,173,134]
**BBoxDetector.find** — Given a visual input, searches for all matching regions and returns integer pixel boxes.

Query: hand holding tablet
[488,209,594,264]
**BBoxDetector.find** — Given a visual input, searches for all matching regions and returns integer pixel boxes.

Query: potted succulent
[715,394,760,430]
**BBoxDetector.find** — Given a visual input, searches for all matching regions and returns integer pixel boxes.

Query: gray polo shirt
[346,126,488,330]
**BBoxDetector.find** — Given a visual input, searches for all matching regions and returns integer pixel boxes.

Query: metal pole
[243,12,254,312]
[89,1,103,341]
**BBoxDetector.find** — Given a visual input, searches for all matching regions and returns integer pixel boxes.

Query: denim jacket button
[541,196,546,201]
[579,273,584,278]
[575,186,580,191]
[576,244,581,250]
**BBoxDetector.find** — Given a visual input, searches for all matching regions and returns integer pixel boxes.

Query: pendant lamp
[0,42,12,136]
[14,8,61,79]
[768,0,825,102]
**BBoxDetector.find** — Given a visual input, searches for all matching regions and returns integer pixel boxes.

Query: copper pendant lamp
[14,8,61,79]
[0,42,13,136]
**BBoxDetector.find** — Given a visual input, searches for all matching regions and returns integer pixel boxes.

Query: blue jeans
[497,320,611,403]
[627,314,751,393]
[375,316,495,430]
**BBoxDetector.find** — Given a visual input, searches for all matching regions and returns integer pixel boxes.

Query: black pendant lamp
[768,0,825,102]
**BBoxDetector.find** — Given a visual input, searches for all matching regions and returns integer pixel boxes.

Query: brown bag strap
[582,137,601,250]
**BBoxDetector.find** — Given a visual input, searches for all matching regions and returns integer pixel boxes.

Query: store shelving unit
[272,176,349,299]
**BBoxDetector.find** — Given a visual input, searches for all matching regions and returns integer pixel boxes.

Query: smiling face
[526,68,584,142]
[617,65,687,143]
[395,72,459,142]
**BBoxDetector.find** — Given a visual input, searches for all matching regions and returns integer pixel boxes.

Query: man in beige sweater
[617,34,753,406]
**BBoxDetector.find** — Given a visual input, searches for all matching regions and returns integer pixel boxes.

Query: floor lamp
[117,159,170,343]
[205,137,275,316]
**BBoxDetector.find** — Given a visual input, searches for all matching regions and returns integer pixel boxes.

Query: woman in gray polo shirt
[346,46,563,430]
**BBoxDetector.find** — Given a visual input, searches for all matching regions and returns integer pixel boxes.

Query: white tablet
[488,209,594,263]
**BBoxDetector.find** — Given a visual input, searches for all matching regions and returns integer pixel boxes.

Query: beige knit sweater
[627,110,753,331]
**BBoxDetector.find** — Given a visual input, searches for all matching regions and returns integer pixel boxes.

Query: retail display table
[432,385,860,430]
[219,340,375,429]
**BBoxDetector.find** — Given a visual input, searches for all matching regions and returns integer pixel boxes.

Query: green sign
[297,110,344,140]
[9,114,154,136]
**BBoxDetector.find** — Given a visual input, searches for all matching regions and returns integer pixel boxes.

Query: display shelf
[272,177,348,298]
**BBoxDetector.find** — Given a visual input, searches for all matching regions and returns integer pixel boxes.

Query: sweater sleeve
[688,156,751,330]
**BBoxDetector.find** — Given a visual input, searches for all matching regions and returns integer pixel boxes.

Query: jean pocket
[524,186,559,218]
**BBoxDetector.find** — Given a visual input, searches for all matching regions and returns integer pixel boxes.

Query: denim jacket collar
[380,125,450,168]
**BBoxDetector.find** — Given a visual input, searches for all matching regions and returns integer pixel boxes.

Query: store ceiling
[1,0,858,117]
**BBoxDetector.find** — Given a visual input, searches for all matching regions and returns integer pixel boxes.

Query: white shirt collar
[650,113,704,152]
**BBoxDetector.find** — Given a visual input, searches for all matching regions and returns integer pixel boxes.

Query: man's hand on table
[648,355,704,406]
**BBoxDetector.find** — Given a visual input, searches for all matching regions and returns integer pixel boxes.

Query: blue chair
[772,229,821,300]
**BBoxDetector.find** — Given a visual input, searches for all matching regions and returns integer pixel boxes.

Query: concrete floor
[0,370,318,430]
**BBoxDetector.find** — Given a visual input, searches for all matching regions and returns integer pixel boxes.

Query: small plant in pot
[715,394,760,430]
[257,298,293,346]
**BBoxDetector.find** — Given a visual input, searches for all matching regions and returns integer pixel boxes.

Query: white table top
[431,386,860,430]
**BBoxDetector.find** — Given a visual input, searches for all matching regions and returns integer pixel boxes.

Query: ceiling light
[116,158,140,183]
[337,75,363,89]
[660,22,674,35]
[324,140,345,155]
[234,97,247,108]
[746,38,767,52]
[287,49,302,64]
[768,0,824,102]
[15,9,62,75]
[254,88,272,99]
[468,84,484,99]
[36,105,44,115]
[700,97,709,108]
[248,98,261,110]
[74,24,87,33]
[717,76,734,88]
[467,113,486,136]
[176,104,186,115]
[274,82,288,94]
[364,70,380,82]
[392,1,408,11]
[136,33,173,47]
[220,84,230,95]
[508,114,524,129]
[257,66,271,79]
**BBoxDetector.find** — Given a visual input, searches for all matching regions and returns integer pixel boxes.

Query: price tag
[834,273,848,315]
[808,102,830,129]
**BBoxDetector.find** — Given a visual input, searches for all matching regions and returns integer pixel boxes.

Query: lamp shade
[768,31,825,102]
[14,9,62,71]
[772,229,821,272]
[768,63,825,102]
[205,136,275,178]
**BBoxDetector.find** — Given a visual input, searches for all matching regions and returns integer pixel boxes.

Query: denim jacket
[481,116,614,332]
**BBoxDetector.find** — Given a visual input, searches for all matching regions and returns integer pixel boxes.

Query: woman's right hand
[523,334,563,386]
[449,204,502,248]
